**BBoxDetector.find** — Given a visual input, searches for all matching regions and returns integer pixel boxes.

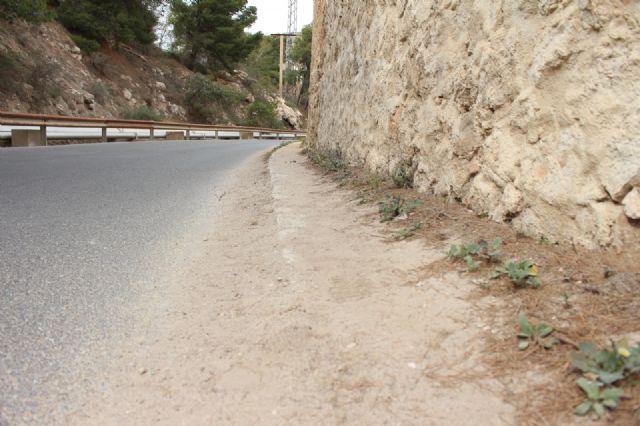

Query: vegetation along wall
[308,0,640,249]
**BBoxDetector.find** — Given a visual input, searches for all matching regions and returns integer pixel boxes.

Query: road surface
[0,140,279,424]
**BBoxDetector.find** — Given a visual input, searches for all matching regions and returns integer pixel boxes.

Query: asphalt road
[0,140,279,424]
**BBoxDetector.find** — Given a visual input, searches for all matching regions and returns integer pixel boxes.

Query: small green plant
[447,238,502,272]
[447,242,481,271]
[569,340,639,418]
[396,222,421,241]
[307,149,347,173]
[574,378,624,418]
[391,162,414,188]
[569,340,640,386]
[378,195,422,222]
[517,314,555,350]
[122,105,164,121]
[479,238,502,263]
[490,258,541,288]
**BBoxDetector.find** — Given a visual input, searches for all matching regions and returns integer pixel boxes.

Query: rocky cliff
[308,0,640,248]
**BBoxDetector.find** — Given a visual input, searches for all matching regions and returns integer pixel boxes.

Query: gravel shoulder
[66,143,514,425]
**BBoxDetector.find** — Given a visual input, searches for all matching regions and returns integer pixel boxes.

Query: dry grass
[304,145,640,425]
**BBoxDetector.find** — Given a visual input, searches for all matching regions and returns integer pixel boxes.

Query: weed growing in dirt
[517,314,555,350]
[378,195,422,222]
[568,339,640,418]
[447,238,502,272]
[396,222,421,241]
[391,162,414,188]
[574,379,625,418]
[307,148,347,173]
[490,258,541,288]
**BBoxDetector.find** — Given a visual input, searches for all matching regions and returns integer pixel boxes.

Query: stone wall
[308,0,640,248]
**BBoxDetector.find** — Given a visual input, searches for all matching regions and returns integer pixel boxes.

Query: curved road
[0,140,279,424]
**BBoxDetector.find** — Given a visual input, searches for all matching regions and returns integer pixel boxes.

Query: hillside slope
[0,18,302,128]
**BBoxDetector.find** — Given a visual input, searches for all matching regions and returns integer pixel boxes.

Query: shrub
[244,100,282,129]
[391,161,415,188]
[57,0,157,47]
[28,61,62,101]
[0,0,53,23]
[70,34,100,55]
[306,148,347,173]
[0,50,23,93]
[121,105,164,121]
[87,81,109,104]
[183,73,243,121]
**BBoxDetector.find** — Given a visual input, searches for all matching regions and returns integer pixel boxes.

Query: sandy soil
[67,143,515,425]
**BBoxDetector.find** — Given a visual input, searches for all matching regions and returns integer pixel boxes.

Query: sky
[246,0,314,35]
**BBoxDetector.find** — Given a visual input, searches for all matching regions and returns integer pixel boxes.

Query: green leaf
[535,323,553,338]
[518,315,532,336]
[602,399,618,409]
[492,237,502,250]
[518,339,530,351]
[489,270,502,279]
[596,370,625,385]
[577,378,601,400]
[568,352,592,372]
[601,387,624,400]
[593,402,606,418]
[578,342,597,354]
[464,255,479,271]
[574,401,592,416]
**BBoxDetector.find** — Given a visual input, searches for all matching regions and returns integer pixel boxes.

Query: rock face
[276,97,304,129]
[308,0,640,248]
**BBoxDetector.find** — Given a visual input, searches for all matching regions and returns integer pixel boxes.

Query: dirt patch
[305,147,640,425]
[65,143,517,425]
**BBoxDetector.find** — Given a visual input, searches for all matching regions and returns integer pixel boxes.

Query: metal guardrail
[0,111,306,146]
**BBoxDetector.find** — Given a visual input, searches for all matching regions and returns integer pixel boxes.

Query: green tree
[57,0,161,48]
[290,24,312,107]
[244,37,280,90]
[170,0,262,71]
[0,0,53,23]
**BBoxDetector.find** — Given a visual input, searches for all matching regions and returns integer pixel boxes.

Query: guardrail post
[186,129,191,141]
[150,128,155,140]
[215,130,219,140]
[101,127,107,143]
[40,125,47,146]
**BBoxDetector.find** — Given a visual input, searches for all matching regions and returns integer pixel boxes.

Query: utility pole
[279,34,285,98]
[271,0,299,100]
[272,33,297,99]
[286,0,299,97]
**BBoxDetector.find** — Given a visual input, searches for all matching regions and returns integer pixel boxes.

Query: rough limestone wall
[308,0,640,249]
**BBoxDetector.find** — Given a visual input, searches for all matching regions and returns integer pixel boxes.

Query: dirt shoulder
[66,143,516,425]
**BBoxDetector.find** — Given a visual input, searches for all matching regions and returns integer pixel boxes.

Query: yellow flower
[617,347,631,358]
[529,265,538,277]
